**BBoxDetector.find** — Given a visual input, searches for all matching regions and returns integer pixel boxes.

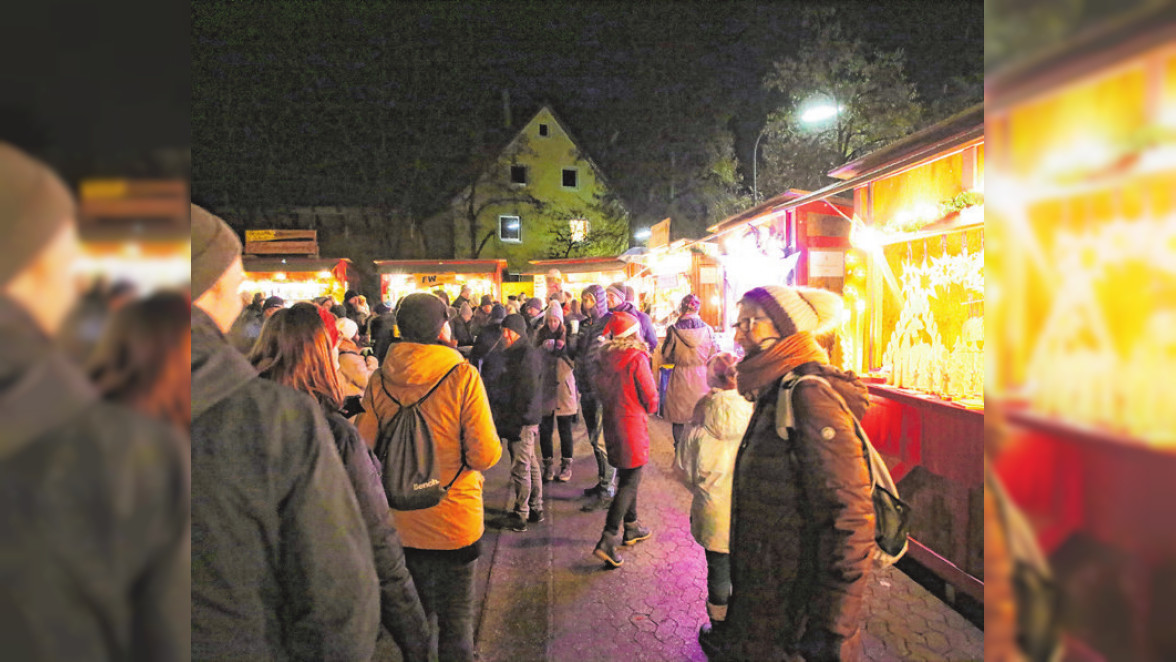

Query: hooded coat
[722,361,875,661]
[482,335,543,440]
[0,298,190,662]
[655,313,716,423]
[535,306,578,416]
[356,342,502,551]
[569,284,609,399]
[592,335,659,469]
[674,387,754,553]
[191,307,379,661]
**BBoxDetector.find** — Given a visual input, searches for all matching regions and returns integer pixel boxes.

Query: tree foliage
[756,7,923,195]
[543,191,630,259]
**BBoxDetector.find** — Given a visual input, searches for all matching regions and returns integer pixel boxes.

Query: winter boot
[622,521,652,545]
[698,602,729,658]
[542,458,555,482]
[593,531,624,568]
[556,458,573,482]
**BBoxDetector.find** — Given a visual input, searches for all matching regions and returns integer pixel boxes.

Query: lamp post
[752,129,766,203]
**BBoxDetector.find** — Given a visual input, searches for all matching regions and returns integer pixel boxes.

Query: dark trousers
[672,423,686,450]
[705,550,732,605]
[403,548,478,662]
[603,466,643,534]
[539,413,575,460]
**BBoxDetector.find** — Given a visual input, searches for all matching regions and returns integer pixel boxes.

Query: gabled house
[445,105,628,273]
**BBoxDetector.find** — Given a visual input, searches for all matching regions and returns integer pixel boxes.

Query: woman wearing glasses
[702,286,875,662]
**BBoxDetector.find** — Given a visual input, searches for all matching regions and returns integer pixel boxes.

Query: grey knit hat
[191,204,242,299]
[0,143,76,285]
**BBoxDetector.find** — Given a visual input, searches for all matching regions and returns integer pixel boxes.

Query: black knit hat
[396,292,449,342]
[480,295,493,307]
[489,303,506,323]
[263,296,284,310]
[501,313,528,337]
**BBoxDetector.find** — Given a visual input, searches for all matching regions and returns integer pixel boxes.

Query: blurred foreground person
[88,291,193,434]
[674,353,754,645]
[357,292,502,662]
[190,203,379,660]
[708,286,874,661]
[0,143,189,660]
[248,303,430,661]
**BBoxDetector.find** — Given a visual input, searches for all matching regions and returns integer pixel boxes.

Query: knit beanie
[312,304,340,347]
[605,282,627,305]
[524,297,543,313]
[263,296,284,310]
[603,311,639,339]
[397,292,449,342]
[680,293,701,314]
[344,289,360,302]
[0,143,76,285]
[581,284,608,319]
[191,204,242,299]
[501,313,528,337]
[739,285,843,338]
[624,285,637,303]
[489,303,507,323]
[480,295,493,307]
[336,316,359,341]
[544,300,564,322]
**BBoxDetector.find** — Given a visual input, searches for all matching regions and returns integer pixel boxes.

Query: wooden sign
[245,229,318,256]
[808,249,845,278]
[649,218,671,249]
[79,179,188,224]
[416,273,458,287]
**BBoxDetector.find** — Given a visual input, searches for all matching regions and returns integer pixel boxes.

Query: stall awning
[244,257,350,273]
[523,257,630,276]
[374,259,506,275]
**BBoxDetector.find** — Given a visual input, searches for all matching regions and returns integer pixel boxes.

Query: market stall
[987,12,1176,658]
[835,105,985,602]
[627,240,725,331]
[375,259,506,306]
[242,257,358,303]
[524,256,639,302]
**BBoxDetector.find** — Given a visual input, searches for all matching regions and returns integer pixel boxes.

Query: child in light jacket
[674,352,754,640]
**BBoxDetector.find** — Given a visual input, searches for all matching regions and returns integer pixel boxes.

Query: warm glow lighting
[801,103,842,124]
[851,225,883,252]
[710,295,721,306]
[317,270,332,279]
[855,299,866,313]
[635,228,652,240]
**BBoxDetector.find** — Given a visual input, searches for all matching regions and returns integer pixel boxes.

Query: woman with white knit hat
[701,285,875,661]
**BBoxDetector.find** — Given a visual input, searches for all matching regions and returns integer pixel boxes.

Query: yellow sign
[415,273,458,287]
[246,230,277,242]
[649,218,671,249]
[80,179,129,199]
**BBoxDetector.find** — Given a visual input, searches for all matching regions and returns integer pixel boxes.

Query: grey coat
[656,316,716,423]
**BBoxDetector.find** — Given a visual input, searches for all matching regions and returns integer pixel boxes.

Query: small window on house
[499,215,522,243]
[561,168,578,189]
[538,123,549,137]
[569,219,589,243]
[509,165,527,185]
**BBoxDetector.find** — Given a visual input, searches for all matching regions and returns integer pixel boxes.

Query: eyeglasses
[732,316,772,332]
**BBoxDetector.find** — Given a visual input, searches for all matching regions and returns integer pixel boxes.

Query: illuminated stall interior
[241,257,356,303]
[524,257,636,302]
[375,259,506,307]
[76,179,191,293]
[628,240,724,330]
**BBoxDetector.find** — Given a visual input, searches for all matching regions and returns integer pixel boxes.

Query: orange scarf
[736,332,828,400]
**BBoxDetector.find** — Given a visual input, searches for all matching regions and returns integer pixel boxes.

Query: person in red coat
[590,311,659,567]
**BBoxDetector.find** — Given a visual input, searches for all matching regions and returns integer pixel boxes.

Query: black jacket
[323,411,429,660]
[0,297,189,661]
[191,307,379,661]
[481,338,542,440]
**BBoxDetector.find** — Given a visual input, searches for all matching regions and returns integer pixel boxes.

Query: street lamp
[752,129,766,203]
[800,103,843,124]
[634,227,652,240]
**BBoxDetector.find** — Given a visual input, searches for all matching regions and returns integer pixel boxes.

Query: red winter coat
[592,336,659,469]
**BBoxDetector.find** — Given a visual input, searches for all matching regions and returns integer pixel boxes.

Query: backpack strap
[777,372,875,484]
[375,363,468,488]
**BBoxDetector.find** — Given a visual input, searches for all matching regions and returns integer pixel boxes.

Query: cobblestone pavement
[378,416,984,661]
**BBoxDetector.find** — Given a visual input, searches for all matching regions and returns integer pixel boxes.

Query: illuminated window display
[375,259,506,306]
[241,258,356,303]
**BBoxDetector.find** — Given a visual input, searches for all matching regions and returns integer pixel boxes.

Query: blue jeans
[506,426,543,518]
[403,547,478,662]
[580,394,616,495]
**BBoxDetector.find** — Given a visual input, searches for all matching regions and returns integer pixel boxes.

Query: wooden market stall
[626,239,725,331]
[241,257,358,303]
[375,259,506,306]
[523,256,639,301]
[987,8,1176,658]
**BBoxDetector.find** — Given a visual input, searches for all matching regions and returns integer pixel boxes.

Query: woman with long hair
[248,302,429,660]
[87,291,192,434]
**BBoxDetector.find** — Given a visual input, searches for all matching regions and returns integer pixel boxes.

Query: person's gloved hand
[542,339,557,351]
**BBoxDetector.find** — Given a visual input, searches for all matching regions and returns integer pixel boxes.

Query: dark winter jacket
[722,361,875,661]
[451,311,476,348]
[323,411,429,661]
[369,312,398,364]
[191,307,379,661]
[569,284,609,399]
[469,323,505,369]
[228,305,264,354]
[481,337,543,439]
[0,297,190,662]
[610,300,658,353]
[592,335,659,469]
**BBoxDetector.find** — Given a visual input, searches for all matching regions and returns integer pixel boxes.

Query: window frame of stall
[241,257,357,303]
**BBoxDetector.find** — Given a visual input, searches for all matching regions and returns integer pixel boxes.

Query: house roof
[373,258,507,275]
[522,256,630,275]
[706,188,854,234]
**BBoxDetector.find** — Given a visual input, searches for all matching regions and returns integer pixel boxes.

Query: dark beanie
[489,303,506,323]
[344,289,360,302]
[502,313,528,337]
[525,297,543,312]
[0,143,75,285]
[396,292,449,342]
[191,203,242,299]
[480,295,493,307]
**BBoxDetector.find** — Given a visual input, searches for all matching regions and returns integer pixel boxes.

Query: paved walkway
[377,416,984,661]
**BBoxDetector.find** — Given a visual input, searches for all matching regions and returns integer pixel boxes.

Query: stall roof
[244,257,351,273]
[522,256,629,276]
[373,259,507,275]
[707,188,854,234]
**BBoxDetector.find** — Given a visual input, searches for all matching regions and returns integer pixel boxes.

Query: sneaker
[528,509,544,523]
[622,522,651,545]
[580,494,613,512]
[593,533,624,568]
[556,460,573,482]
[505,513,527,532]
[542,459,555,482]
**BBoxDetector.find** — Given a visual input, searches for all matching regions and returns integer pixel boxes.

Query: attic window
[539,124,549,137]
[509,165,527,185]
[561,168,578,189]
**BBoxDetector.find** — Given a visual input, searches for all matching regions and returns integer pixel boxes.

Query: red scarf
[736,332,828,400]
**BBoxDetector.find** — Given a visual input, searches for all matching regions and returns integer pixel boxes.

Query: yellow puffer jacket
[357,342,501,550]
